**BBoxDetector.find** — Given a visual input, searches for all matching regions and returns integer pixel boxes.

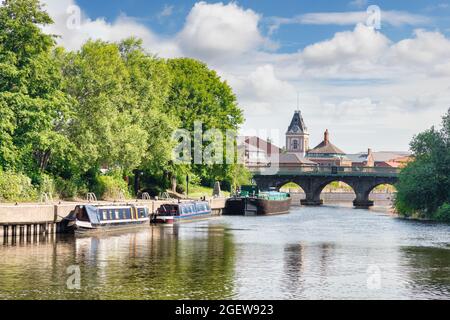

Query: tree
[0,0,72,176]
[395,108,450,221]
[164,58,244,188]
[61,39,178,195]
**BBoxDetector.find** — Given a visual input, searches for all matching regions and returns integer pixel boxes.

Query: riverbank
[0,198,227,237]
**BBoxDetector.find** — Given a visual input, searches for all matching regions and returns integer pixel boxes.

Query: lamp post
[186,174,189,198]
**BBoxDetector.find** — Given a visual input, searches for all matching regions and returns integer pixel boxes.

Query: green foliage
[434,203,450,222]
[37,173,56,198]
[0,1,245,201]
[54,177,84,200]
[164,58,244,187]
[0,0,72,177]
[0,170,37,202]
[94,172,130,200]
[395,108,450,221]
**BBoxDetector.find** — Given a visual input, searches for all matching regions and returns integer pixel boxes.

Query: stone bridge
[252,166,400,208]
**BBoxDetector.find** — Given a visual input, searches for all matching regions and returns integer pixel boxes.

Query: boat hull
[67,218,150,234]
[224,197,292,216]
[152,212,214,224]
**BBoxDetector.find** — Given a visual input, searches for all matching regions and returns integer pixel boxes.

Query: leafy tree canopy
[395,108,450,221]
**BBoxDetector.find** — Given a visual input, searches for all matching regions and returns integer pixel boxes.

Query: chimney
[324,129,330,144]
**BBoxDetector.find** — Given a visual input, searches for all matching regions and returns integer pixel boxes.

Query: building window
[293,140,298,150]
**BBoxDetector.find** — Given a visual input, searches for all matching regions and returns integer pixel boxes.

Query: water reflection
[0,224,236,300]
[0,206,450,300]
[283,243,306,295]
[400,246,450,299]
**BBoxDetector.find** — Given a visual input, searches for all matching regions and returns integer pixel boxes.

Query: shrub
[0,171,37,202]
[94,174,130,200]
[37,174,57,199]
[55,177,87,200]
[434,203,450,222]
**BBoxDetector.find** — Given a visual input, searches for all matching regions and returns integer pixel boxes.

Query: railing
[251,166,401,176]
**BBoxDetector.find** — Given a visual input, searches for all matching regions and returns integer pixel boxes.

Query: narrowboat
[224,185,292,216]
[64,204,150,233]
[152,201,212,224]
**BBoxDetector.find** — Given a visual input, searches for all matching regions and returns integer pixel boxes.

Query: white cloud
[268,10,431,34]
[224,64,295,116]
[301,24,390,66]
[349,0,368,9]
[389,29,450,67]
[158,4,174,19]
[177,2,272,61]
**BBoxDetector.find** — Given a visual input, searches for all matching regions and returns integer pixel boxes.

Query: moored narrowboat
[64,204,150,233]
[152,201,212,224]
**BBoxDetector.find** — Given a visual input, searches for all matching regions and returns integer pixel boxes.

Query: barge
[224,186,291,216]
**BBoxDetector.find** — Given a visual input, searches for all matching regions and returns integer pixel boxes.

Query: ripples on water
[0,205,449,300]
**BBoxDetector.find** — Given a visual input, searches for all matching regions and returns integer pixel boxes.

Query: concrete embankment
[0,198,227,238]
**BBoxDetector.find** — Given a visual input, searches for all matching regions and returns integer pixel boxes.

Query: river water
[1,204,449,300]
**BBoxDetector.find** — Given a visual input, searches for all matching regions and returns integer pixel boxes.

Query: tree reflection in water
[400,246,450,299]
[0,224,236,300]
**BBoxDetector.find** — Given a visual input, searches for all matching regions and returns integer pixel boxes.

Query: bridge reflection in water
[252,166,400,208]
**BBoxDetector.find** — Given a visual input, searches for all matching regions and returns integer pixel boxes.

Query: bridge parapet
[250,166,400,178]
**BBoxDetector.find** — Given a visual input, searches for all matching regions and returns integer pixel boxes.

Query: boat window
[115,210,119,220]
[102,210,107,221]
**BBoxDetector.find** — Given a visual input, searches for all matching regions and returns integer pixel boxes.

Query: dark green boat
[224,186,292,216]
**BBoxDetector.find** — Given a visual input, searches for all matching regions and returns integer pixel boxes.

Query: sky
[41,0,450,153]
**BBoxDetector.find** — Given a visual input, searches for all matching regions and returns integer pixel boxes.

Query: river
[0,204,449,300]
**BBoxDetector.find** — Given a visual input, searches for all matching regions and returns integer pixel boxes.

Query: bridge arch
[252,168,399,208]
[367,182,397,205]
[302,178,358,207]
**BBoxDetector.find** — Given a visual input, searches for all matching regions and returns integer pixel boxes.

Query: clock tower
[286,110,309,156]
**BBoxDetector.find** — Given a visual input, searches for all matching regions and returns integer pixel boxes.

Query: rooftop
[307,130,346,156]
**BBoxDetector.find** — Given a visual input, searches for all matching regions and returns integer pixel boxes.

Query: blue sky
[75,0,450,51]
[44,0,450,152]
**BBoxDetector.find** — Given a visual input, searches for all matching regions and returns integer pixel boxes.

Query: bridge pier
[301,199,324,206]
[353,187,376,208]
[301,193,323,206]
[353,199,375,209]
